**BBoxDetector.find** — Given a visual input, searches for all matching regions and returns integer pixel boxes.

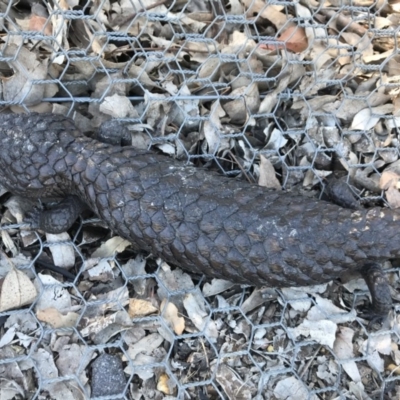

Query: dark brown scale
[0,113,397,316]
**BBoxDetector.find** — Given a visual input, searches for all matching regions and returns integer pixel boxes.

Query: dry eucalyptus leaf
[128,298,158,318]
[29,3,52,36]
[223,83,260,124]
[36,307,79,328]
[385,187,400,208]
[289,318,337,348]
[34,273,72,312]
[1,45,50,106]
[46,232,75,268]
[203,100,228,154]
[183,293,218,340]
[258,155,281,190]
[380,170,400,190]
[258,74,291,114]
[92,236,131,258]
[100,94,137,118]
[86,259,114,282]
[198,57,220,80]
[333,327,361,383]
[80,310,132,338]
[260,24,308,53]
[350,104,393,130]
[380,170,400,208]
[274,376,311,400]
[202,279,235,297]
[125,333,164,361]
[160,299,185,335]
[1,230,18,257]
[0,268,37,312]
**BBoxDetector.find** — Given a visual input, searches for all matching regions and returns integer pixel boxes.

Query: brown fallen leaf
[29,3,52,36]
[260,24,308,53]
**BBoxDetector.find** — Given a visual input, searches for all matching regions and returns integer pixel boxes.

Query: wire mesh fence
[1,0,400,398]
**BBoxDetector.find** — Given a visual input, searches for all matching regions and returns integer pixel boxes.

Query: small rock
[91,353,127,398]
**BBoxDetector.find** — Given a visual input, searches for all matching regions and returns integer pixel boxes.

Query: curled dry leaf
[36,307,79,328]
[0,268,37,312]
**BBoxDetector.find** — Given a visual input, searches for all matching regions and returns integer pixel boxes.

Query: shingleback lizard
[0,113,397,316]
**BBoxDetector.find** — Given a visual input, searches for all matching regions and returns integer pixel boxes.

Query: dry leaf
[37,307,79,328]
[125,333,164,361]
[1,45,49,106]
[92,236,131,258]
[380,170,400,208]
[160,299,185,335]
[385,187,400,208]
[128,298,158,318]
[216,364,252,400]
[333,327,361,383]
[380,170,400,190]
[350,104,393,130]
[46,232,75,268]
[157,373,174,395]
[260,25,308,53]
[100,94,137,118]
[0,268,37,311]
[274,376,310,399]
[202,279,235,297]
[29,3,52,36]
[34,273,71,312]
[29,15,52,36]
[258,155,281,190]
[183,293,218,340]
[223,83,260,124]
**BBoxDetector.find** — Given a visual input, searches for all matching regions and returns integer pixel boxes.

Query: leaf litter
[0,0,399,398]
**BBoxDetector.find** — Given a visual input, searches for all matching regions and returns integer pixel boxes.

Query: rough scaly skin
[0,113,398,296]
